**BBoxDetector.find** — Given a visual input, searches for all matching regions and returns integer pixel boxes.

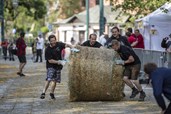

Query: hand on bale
[70,48,80,53]
[115,60,125,65]
[57,60,66,66]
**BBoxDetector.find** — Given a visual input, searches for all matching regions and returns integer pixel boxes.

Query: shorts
[123,64,141,80]
[18,55,26,63]
[46,68,61,83]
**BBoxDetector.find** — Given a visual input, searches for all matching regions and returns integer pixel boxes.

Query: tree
[4,0,47,37]
[112,0,171,17]
[58,0,82,19]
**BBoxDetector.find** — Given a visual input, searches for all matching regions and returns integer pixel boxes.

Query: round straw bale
[68,46,124,101]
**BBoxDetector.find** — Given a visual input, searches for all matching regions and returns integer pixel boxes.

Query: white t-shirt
[99,34,106,46]
[36,37,44,49]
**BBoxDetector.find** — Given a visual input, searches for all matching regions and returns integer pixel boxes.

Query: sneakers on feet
[20,73,26,77]
[17,72,21,76]
[138,91,146,101]
[50,93,56,100]
[130,89,139,98]
[40,93,45,99]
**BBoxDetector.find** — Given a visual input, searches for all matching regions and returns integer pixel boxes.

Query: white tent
[135,2,171,51]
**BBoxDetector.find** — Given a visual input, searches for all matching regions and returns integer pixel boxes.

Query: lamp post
[0,0,4,42]
[99,0,106,36]
[86,0,89,40]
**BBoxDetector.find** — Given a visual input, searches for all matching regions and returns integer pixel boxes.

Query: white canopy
[135,2,171,51]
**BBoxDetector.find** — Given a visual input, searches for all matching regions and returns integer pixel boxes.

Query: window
[82,0,86,7]
[96,0,99,5]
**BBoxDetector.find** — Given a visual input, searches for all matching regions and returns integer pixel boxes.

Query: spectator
[132,29,145,49]
[35,34,44,63]
[126,32,136,48]
[1,39,9,60]
[16,31,27,76]
[8,41,15,61]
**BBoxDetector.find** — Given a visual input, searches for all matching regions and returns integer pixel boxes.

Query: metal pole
[0,0,4,42]
[86,0,89,40]
[99,0,104,36]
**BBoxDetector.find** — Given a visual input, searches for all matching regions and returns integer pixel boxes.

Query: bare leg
[132,80,142,91]
[43,81,50,93]
[19,63,26,73]
[123,76,134,88]
[50,81,57,93]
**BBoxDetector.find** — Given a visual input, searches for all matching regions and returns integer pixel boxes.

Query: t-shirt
[81,40,102,48]
[36,37,44,50]
[117,45,141,66]
[105,35,131,48]
[45,42,65,70]
[16,37,27,56]
[133,34,145,49]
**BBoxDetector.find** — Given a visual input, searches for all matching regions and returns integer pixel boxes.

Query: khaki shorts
[123,64,141,80]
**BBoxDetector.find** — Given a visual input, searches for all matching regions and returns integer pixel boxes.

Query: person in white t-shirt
[35,34,44,63]
[99,34,109,46]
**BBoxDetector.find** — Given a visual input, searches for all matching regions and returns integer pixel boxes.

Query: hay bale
[68,46,124,101]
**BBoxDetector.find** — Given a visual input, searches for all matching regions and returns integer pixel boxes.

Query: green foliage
[41,26,49,34]
[112,0,171,18]
[4,0,47,38]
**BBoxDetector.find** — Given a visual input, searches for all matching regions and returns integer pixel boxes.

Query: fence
[133,48,169,83]
[133,48,166,70]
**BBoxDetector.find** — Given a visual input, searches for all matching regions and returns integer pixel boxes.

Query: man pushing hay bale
[68,46,124,101]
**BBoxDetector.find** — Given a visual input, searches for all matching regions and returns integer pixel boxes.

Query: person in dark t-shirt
[105,26,131,48]
[81,33,103,48]
[111,40,146,101]
[40,34,73,100]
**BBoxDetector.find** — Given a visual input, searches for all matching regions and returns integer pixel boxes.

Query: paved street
[0,50,162,114]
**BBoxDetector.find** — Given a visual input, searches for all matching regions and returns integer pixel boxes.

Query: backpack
[161,37,168,48]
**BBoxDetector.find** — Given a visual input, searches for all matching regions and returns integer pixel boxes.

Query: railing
[133,48,169,83]
[133,48,166,70]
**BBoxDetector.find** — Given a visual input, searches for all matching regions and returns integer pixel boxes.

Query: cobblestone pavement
[0,52,162,114]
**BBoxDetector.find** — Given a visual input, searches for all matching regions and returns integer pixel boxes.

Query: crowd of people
[1,26,170,114]
[1,39,16,61]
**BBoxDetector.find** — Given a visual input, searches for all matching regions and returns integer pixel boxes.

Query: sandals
[40,93,45,99]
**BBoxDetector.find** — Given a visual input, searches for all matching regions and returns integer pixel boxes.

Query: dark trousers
[2,47,8,60]
[8,50,15,61]
[165,102,171,114]
[35,49,42,62]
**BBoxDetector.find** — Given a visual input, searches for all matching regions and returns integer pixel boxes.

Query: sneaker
[138,91,146,101]
[50,93,56,100]
[130,89,139,98]
[20,73,26,77]
[17,72,21,76]
[40,93,45,99]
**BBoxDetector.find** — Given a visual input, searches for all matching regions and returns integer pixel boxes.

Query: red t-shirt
[16,37,27,56]
[134,34,145,49]
[1,41,9,48]
[128,35,136,48]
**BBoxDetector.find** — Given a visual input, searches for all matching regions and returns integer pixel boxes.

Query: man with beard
[40,34,73,100]
[112,40,146,101]
[105,26,131,48]
[81,33,103,48]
